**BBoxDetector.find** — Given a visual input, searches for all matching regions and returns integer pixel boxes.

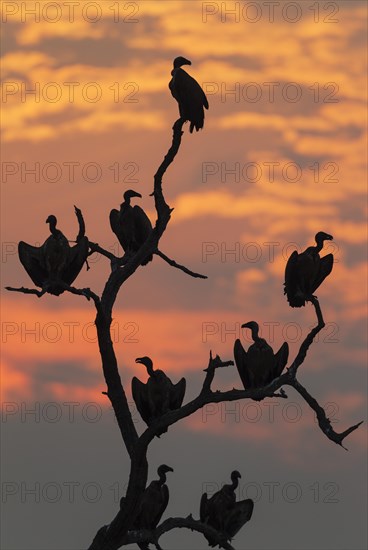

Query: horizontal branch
[6,283,100,307]
[5,285,46,297]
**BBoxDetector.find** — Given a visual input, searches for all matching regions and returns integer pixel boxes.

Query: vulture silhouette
[132,356,186,434]
[133,464,174,550]
[110,189,152,265]
[169,56,209,133]
[284,231,334,307]
[234,321,289,391]
[200,470,254,546]
[18,207,89,295]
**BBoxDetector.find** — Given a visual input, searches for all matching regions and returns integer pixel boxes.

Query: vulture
[169,56,209,133]
[132,356,186,433]
[109,189,152,265]
[200,470,254,546]
[284,231,334,307]
[234,321,289,391]
[18,207,89,296]
[133,464,174,550]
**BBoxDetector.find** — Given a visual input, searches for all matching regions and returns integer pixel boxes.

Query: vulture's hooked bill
[234,321,289,393]
[284,231,334,307]
[109,189,152,266]
[132,356,186,434]
[169,56,209,133]
[200,470,254,545]
[133,464,174,550]
[18,207,89,296]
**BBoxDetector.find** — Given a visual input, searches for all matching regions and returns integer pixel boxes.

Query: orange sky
[1,0,367,453]
[1,3,367,549]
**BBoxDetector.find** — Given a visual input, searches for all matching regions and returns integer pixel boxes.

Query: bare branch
[288,295,325,377]
[155,249,208,279]
[290,378,363,450]
[88,241,118,262]
[123,515,236,550]
[6,283,100,307]
[5,286,46,297]
[201,351,234,394]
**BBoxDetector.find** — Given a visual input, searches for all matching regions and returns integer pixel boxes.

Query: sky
[1,1,367,549]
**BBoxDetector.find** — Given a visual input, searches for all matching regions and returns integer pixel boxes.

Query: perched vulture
[132,356,186,433]
[234,321,289,391]
[109,189,152,265]
[284,231,334,307]
[18,206,89,295]
[169,56,209,133]
[200,470,254,546]
[133,464,174,550]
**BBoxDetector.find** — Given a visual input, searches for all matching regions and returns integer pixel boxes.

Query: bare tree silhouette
[7,117,362,550]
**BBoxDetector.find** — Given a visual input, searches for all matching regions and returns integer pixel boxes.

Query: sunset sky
[1,1,367,549]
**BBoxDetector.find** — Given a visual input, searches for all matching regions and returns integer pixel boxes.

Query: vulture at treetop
[169,56,209,133]
[234,321,289,391]
[18,206,89,296]
[132,356,186,433]
[200,470,254,546]
[109,189,152,265]
[284,231,334,307]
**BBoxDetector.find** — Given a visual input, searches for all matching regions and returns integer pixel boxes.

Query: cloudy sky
[1,1,367,549]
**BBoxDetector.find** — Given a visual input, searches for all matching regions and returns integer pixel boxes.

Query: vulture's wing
[311,253,333,293]
[200,492,209,523]
[170,378,186,409]
[273,342,289,379]
[224,498,254,538]
[132,377,151,425]
[284,250,306,307]
[109,209,123,246]
[18,241,48,287]
[234,339,251,389]
[62,237,89,285]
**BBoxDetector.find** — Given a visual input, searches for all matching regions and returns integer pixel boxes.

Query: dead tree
[7,118,362,550]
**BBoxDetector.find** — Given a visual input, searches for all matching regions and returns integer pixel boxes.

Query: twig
[202,351,234,394]
[5,286,46,298]
[5,283,100,306]
[155,249,207,279]
[88,241,118,262]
